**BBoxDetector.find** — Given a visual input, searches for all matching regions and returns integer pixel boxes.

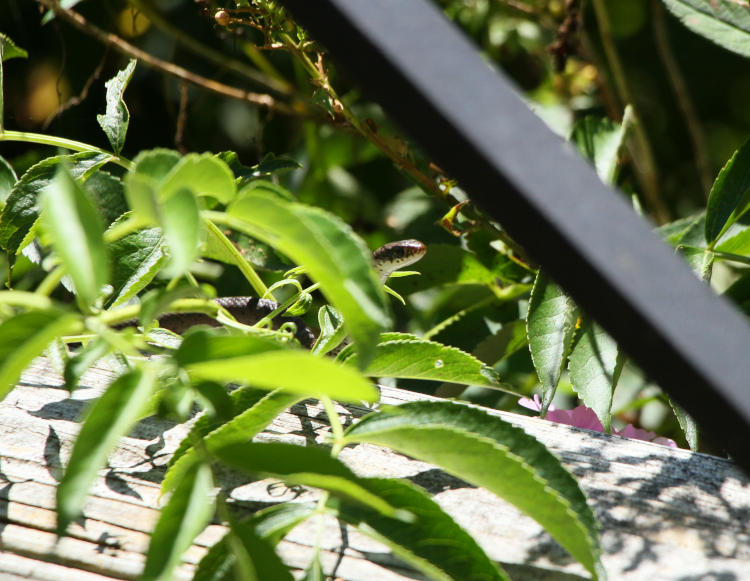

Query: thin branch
[651,0,713,198]
[43,45,109,129]
[590,0,671,223]
[36,0,297,115]
[174,81,189,153]
[126,0,295,98]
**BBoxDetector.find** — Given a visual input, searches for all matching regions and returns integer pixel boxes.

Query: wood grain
[1,357,749,580]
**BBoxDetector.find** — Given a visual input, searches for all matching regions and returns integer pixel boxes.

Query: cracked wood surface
[1,357,749,580]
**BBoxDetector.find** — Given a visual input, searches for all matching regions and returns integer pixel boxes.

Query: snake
[155,239,427,346]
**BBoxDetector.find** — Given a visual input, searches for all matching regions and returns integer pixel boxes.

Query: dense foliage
[1,1,749,579]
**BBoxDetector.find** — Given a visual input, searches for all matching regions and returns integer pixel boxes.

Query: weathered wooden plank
[1,357,749,580]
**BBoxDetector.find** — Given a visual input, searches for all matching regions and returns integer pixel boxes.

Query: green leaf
[0,152,109,255]
[132,148,181,181]
[226,191,390,367]
[343,401,603,580]
[63,336,112,392]
[97,59,136,154]
[0,309,82,401]
[185,350,378,402]
[340,332,508,390]
[142,463,215,581]
[83,170,129,227]
[333,477,509,581]
[40,166,109,308]
[661,0,750,58]
[0,33,28,61]
[0,155,18,206]
[193,503,315,581]
[669,397,699,451]
[210,442,402,518]
[161,187,201,277]
[123,149,180,224]
[705,137,750,244]
[472,319,528,365]
[527,271,579,414]
[570,111,627,185]
[57,368,155,533]
[160,153,236,204]
[715,223,750,257]
[311,305,346,356]
[388,243,528,297]
[568,319,624,433]
[107,226,167,307]
[223,518,295,581]
[162,387,302,493]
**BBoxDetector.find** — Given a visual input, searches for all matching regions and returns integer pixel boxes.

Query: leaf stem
[35,266,66,297]
[0,129,134,170]
[321,395,345,457]
[203,217,268,298]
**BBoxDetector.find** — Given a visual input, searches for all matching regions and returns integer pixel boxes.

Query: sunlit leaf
[0,155,18,206]
[0,152,108,255]
[142,463,215,581]
[160,153,236,204]
[570,111,627,185]
[343,401,603,580]
[57,368,155,534]
[333,477,510,581]
[107,226,167,307]
[568,319,624,433]
[210,442,403,518]
[161,187,201,277]
[705,137,750,244]
[661,0,750,58]
[339,332,509,390]
[40,166,109,307]
[0,309,82,401]
[97,59,136,154]
[226,191,390,366]
[527,271,579,414]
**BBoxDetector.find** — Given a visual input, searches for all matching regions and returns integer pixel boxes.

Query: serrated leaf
[0,156,18,206]
[342,401,603,580]
[160,153,236,204]
[0,33,28,61]
[226,191,390,367]
[705,137,750,244]
[210,442,402,518]
[97,59,136,154]
[0,309,82,401]
[162,387,301,493]
[661,0,750,58]
[40,166,109,308]
[161,187,200,277]
[669,397,699,451]
[0,152,108,255]
[57,368,155,534]
[568,319,624,433]
[193,503,315,581]
[333,477,509,581]
[142,462,215,581]
[527,271,579,414]
[570,112,627,185]
[83,170,128,227]
[107,226,167,307]
[340,332,507,390]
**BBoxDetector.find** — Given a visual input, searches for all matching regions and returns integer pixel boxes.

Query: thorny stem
[36,0,296,115]
[590,0,670,224]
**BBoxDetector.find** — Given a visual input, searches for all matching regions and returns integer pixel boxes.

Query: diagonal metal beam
[279,0,750,469]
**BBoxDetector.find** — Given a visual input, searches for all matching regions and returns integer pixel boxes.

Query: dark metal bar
[279,0,750,468]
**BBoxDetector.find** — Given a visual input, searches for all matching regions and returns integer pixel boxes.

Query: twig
[174,81,189,153]
[43,46,110,129]
[651,0,713,198]
[36,0,297,115]
[126,0,295,98]
[590,0,671,223]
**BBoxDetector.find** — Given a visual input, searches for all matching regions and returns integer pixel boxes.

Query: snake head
[372,239,427,283]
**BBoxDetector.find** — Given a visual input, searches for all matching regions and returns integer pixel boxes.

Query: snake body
[155,240,426,344]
